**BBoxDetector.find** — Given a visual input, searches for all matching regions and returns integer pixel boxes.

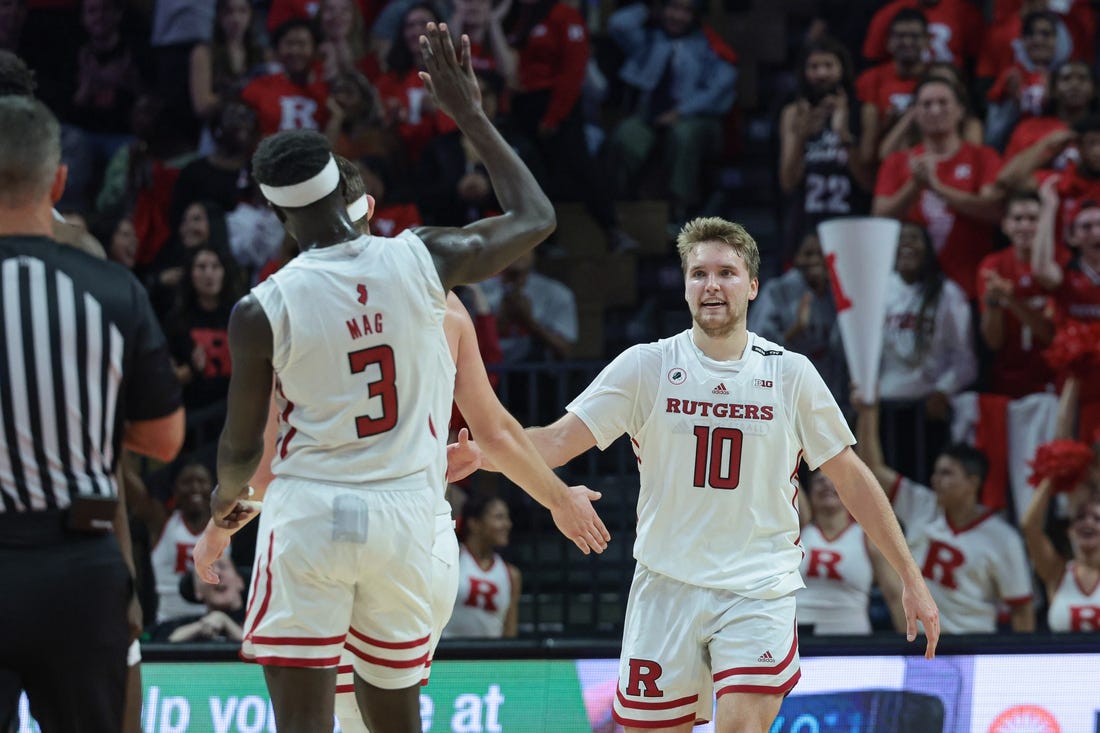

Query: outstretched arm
[852,398,900,492]
[821,447,940,658]
[414,24,555,290]
[450,298,609,553]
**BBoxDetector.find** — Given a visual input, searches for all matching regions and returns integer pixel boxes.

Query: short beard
[693,313,739,339]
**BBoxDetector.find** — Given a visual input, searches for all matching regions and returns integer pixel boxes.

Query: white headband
[259,156,340,208]
[347,194,370,222]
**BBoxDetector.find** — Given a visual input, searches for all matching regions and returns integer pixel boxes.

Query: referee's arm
[120,277,186,463]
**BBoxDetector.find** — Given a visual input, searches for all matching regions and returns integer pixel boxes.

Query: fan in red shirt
[316,0,382,82]
[862,0,982,67]
[503,0,633,249]
[874,77,1003,301]
[985,11,1061,150]
[980,0,1095,85]
[375,3,458,163]
[240,19,330,136]
[977,191,1056,398]
[1001,60,1095,177]
[449,0,519,84]
[857,8,928,166]
[1034,192,1100,439]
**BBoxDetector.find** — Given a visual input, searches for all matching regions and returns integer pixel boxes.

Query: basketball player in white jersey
[1022,479,1100,632]
[203,24,602,733]
[855,400,1035,634]
[797,467,905,635]
[448,218,940,733]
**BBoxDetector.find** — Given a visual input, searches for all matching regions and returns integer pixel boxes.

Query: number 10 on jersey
[692,426,744,490]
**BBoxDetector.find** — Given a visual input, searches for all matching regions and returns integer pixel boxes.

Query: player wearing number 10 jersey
[450,218,941,732]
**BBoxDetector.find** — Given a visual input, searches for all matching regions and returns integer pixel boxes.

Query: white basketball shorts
[613,564,800,728]
[239,476,435,689]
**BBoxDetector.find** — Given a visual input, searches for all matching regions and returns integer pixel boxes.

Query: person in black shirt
[0,96,184,733]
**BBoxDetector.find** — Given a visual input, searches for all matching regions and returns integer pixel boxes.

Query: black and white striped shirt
[0,236,181,514]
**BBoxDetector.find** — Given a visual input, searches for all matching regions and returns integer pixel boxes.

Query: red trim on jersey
[278,384,297,459]
[461,542,501,574]
[249,633,347,646]
[250,654,342,668]
[817,517,857,544]
[1072,561,1100,597]
[887,474,903,503]
[716,669,802,699]
[615,689,699,711]
[946,509,996,535]
[338,664,354,674]
[335,684,355,694]
[712,630,798,681]
[347,626,431,650]
[631,437,640,448]
[612,711,698,729]
[428,414,437,439]
[243,530,275,640]
[1003,594,1034,606]
[344,644,431,669]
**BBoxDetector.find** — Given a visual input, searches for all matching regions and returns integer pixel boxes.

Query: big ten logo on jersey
[464,578,501,611]
[625,659,665,698]
[278,96,319,130]
[921,539,965,589]
[806,548,844,581]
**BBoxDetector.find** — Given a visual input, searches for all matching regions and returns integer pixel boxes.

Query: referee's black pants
[0,530,130,733]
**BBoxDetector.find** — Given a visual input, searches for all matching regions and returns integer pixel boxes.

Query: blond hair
[675,217,761,280]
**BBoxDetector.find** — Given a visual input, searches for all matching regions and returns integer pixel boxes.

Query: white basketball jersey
[568,330,854,597]
[252,231,454,487]
[151,512,230,622]
[442,545,512,638]
[891,477,1033,633]
[797,521,873,634]
[1047,562,1100,632]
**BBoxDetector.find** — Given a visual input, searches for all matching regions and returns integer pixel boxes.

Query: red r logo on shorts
[625,658,665,698]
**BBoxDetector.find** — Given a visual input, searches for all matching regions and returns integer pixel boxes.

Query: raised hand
[550,484,611,555]
[418,23,482,123]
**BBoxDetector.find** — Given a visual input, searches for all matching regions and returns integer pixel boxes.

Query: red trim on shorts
[243,530,276,641]
[612,711,697,729]
[712,630,798,681]
[335,684,355,694]
[251,654,342,668]
[716,669,801,698]
[344,644,431,669]
[249,634,347,646]
[347,627,431,650]
[616,689,699,711]
[338,664,354,674]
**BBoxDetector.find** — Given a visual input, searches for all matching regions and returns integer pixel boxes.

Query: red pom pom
[1028,439,1096,493]
[1043,320,1100,375]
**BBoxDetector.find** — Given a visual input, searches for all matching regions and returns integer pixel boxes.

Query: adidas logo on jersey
[757,651,776,664]
[712,383,729,395]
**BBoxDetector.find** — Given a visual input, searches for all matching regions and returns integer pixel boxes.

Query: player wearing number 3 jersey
[449,217,941,733]
[206,23,561,733]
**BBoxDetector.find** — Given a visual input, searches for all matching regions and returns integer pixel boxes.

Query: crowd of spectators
[7,0,1100,640]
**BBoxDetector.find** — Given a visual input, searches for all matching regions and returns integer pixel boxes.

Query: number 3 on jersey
[692,426,744,490]
[348,345,398,437]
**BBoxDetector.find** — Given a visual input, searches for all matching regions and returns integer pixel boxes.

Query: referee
[0,97,184,731]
